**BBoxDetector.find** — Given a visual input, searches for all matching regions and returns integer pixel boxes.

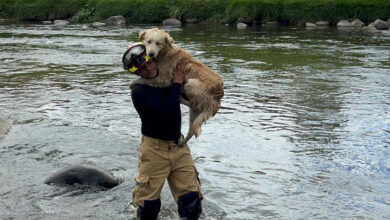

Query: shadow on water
[0,23,389,219]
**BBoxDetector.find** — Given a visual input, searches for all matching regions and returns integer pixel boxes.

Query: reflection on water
[0,23,389,219]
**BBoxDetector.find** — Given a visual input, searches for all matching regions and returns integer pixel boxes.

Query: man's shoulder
[131,84,153,92]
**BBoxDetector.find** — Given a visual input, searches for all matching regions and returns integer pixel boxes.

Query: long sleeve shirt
[131,83,182,142]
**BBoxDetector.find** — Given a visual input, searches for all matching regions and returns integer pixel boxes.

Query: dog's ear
[164,33,174,47]
[139,30,146,41]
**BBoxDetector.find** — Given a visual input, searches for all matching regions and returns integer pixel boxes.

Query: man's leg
[133,137,171,219]
[137,199,161,220]
[177,191,202,220]
[167,144,202,219]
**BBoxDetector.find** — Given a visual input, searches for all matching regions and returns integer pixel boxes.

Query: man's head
[122,43,158,79]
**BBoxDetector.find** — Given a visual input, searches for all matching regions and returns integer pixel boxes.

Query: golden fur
[130,28,224,146]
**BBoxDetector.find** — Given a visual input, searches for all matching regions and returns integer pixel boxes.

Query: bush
[1,0,389,24]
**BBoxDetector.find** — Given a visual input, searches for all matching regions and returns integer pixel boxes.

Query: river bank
[1,23,389,219]
[0,0,389,26]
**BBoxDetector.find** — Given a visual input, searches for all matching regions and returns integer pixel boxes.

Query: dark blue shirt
[131,83,182,142]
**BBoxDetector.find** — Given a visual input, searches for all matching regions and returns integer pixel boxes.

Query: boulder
[92,22,106,27]
[237,22,248,29]
[316,21,329,27]
[305,22,317,29]
[54,20,69,26]
[387,19,390,28]
[351,19,364,28]
[106,15,126,26]
[82,25,88,29]
[162,18,182,27]
[186,18,198,23]
[337,20,353,29]
[372,19,388,30]
[43,21,52,24]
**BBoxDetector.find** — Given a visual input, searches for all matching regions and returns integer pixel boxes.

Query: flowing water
[0,22,389,219]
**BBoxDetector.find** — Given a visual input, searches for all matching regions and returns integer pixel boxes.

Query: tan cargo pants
[132,135,202,207]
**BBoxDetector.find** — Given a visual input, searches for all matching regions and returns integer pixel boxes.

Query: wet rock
[0,117,11,139]
[162,18,181,27]
[119,31,132,38]
[237,22,248,29]
[43,21,52,25]
[44,163,119,188]
[186,18,198,23]
[387,19,390,28]
[337,20,353,29]
[92,22,106,27]
[82,25,88,29]
[54,20,69,26]
[351,19,364,28]
[316,21,329,28]
[381,30,390,36]
[372,19,388,30]
[306,22,317,29]
[106,15,126,26]
[362,25,380,35]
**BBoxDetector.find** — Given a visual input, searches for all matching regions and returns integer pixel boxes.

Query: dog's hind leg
[178,109,200,147]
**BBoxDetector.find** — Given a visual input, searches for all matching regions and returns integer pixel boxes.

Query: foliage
[0,0,389,24]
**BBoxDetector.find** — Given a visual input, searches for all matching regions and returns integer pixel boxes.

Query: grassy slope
[0,0,388,24]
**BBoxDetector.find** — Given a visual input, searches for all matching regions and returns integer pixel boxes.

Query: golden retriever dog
[130,28,224,146]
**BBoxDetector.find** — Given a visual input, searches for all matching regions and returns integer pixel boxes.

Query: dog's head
[139,28,174,59]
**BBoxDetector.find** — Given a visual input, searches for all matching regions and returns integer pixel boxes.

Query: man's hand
[172,63,186,84]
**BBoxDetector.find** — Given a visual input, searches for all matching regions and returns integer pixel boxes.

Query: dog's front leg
[179,96,190,107]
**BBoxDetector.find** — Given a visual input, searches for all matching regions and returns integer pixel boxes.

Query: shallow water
[0,22,389,219]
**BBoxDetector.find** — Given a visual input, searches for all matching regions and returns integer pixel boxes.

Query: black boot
[137,199,161,220]
[177,192,202,220]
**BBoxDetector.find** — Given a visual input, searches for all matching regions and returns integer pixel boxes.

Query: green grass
[0,0,389,25]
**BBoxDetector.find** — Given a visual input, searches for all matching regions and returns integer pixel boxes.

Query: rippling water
[0,22,389,219]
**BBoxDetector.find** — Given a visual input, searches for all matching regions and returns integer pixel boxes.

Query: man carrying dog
[124,43,203,220]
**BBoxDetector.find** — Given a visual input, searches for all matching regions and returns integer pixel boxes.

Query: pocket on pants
[133,174,150,207]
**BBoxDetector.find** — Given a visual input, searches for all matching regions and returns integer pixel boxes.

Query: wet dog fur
[130,28,224,146]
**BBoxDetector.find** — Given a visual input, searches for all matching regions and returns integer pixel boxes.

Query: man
[125,43,202,220]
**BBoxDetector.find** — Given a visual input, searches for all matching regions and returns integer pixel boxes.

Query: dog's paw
[177,140,186,148]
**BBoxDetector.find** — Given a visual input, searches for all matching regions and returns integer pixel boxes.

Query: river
[0,22,389,219]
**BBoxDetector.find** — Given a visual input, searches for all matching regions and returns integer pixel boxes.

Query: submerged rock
[92,22,106,27]
[162,18,181,27]
[306,22,317,29]
[337,20,353,29]
[54,20,69,26]
[186,18,198,23]
[381,30,390,36]
[266,21,278,27]
[362,25,381,35]
[106,15,126,26]
[0,117,11,139]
